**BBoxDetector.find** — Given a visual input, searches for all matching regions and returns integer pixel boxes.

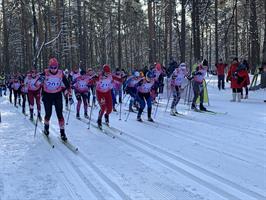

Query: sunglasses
[49,66,58,70]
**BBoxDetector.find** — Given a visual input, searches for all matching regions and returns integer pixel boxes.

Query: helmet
[134,71,140,77]
[49,58,59,67]
[103,64,111,73]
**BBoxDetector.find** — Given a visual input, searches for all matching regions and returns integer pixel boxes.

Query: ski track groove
[118,130,266,200]
[71,113,265,200]
[137,118,266,168]
[8,101,91,200]
[153,117,266,160]
[47,124,132,200]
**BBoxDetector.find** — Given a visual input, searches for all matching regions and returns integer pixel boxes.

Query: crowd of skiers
[0,56,263,139]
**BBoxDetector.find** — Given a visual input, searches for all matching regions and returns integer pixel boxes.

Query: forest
[0,0,265,74]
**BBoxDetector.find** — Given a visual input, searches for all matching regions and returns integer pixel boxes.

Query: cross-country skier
[11,73,22,107]
[170,63,188,116]
[96,64,113,128]
[191,60,208,111]
[136,73,155,122]
[25,69,42,121]
[112,68,126,112]
[37,58,72,141]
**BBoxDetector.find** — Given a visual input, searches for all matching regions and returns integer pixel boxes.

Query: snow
[0,76,266,200]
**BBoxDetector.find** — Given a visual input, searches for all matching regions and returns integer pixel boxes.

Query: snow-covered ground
[0,76,265,200]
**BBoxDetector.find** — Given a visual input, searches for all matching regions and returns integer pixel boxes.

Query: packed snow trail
[0,76,266,200]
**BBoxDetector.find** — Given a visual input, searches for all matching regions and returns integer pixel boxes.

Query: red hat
[49,58,59,67]
[103,64,111,73]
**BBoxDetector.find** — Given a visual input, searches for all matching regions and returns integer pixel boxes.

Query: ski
[103,123,123,135]
[89,122,116,139]
[58,136,78,153]
[42,132,55,148]
[192,108,227,115]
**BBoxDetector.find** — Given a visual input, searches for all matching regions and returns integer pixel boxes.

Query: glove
[69,96,74,105]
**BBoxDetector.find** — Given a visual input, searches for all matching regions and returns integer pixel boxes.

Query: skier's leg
[137,93,145,120]
[43,95,53,134]
[75,92,81,118]
[82,93,88,116]
[54,93,66,140]
[28,91,34,119]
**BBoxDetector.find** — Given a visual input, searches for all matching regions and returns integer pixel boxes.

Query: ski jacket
[170,67,188,87]
[96,74,113,93]
[216,63,227,76]
[26,74,41,92]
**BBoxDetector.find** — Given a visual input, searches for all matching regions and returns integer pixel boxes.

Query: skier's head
[31,68,37,77]
[80,69,86,76]
[179,63,186,69]
[155,63,161,71]
[103,64,111,76]
[48,58,59,73]
[232,57,239,64]
[133,71,140,78]
[219,59,223,63]
[202,59,208,67]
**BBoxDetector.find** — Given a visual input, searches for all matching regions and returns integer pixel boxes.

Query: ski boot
[30,111,34,121]
[113,107,117,112]
[191,103,197,110]
[84,112,89,119]
[76,112,81,119]
[105,114,109,126]
[44,124,49,136]
[37,112,42,122]
[137,116,143,122]
[60,129,67,141]
[22,107,26,115]
[200,103,207,111]
[147,107,154,122]
[170,108,176,116]
[97,118,102,129]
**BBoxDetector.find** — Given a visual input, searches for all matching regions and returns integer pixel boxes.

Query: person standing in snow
[86,68,97,107]
[226,58,249,102]
[191,60,208,111]
[37,58,72,141]
[239,60,250,99]
[95,64,113,129]
[215,59,227,90]
[170,63,188,116]
[63,69,72,110]
[25,69,42,121]
[20,73,29,115]
[112,68,126,112]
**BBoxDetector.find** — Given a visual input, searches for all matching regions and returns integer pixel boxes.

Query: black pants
[13,89,21,106]
[171,86,181,109]
[43,92,64,129]
[241,87,248,96]
[232,88,242,93]
[218,75,225,90]
[21,93,29,112]
[192,81,204,104]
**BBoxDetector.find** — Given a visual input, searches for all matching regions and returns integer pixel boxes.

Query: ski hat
[155,63,161,71]
[202,59,208,66]
[179,63,186,69]
[49,58,59,67]
[80,69,86,75]
[103,64,111,73]
[134,71,140,77]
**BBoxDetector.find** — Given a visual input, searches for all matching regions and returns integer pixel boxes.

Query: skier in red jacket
[215,59,227,90]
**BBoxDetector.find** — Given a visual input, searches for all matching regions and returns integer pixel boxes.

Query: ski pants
[192,81,204,104]
[28,89,41,113]
[8,87,12,103]
[43,92,65,129]
[137,92,152,118]
[127,87,137,109]
[13,89,21,106]
[21,92,29,112]
[240,87,248,96]
[171,86,181,109]
[75,91,88,114]
[218,75,225,90]
[96,90,112,119]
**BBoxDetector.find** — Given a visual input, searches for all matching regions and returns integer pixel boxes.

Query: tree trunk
[2,0,10,73]
[117,0,122,69]
[250,0,260,73]
[262,0,266,62]
[215,0,218,64]
[180,0,186,62]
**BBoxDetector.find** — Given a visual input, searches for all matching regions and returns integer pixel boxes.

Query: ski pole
[153,96,161,119]
[124,107,131,122]
[34,113,38,138]
[164,89,173,112]
[66,103,72,125]
[119,97,122,121]
[88,99,95,129]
